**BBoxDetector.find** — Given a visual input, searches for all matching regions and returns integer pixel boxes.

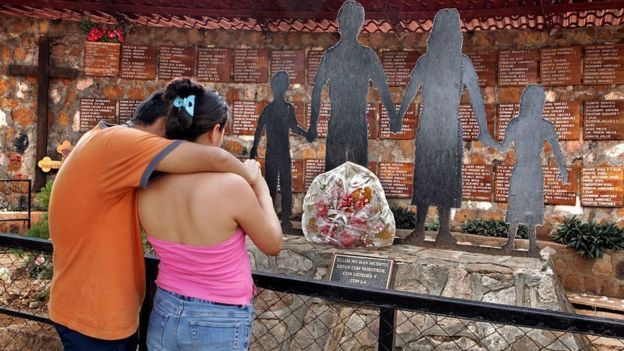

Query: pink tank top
[147,228,253,305]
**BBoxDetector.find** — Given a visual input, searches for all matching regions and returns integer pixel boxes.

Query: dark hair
[163,78,229,141]
[130,90,167,125]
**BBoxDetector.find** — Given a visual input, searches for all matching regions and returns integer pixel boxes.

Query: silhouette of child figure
[307,0,396,171]
[396,8,495,246]
[250,71,306,232]
[496,84,568,255]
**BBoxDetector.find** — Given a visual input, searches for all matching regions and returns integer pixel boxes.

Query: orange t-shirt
[48,122,181,340]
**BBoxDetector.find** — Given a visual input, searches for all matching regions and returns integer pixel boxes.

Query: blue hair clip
[173,95,195,118]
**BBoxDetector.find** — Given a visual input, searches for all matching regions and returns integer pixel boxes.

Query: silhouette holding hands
[307,0,396,171]
[250,71,306,233]
[495,84,567,255]
[396,8,496,246]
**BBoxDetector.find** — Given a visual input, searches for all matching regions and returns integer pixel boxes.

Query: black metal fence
[1,232,624,350]
[0,179,32,231]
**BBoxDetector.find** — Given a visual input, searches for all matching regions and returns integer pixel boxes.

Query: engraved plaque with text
[307,50,324,86]
[377,162,413,198]
[367,104,379,139]
[231,101,263,135]
[540,46,582,86]
[79,98,116,132]
[197,48,231,83]
[542,101,581,140]
[120,45,156,80]
[496,104,520,141]
[498,49,538,86]
[118,99,142,124]
[581,167,624,207]
[379,104,416,139]
[494,165,512,202]
[583,44,624,85]
[84,42,120,77]
[271,50,305,84]
[277,159,305,193]
[329,254,394,288]
[584,100,624,140]
[304,159,326,189]
[290,101,306,136]
[544,167,577,205]
[465,50,497,87]
[306,102,331,137]
[233,49,269,83]
[382,50,420,87]
[462,164,493,201]
[459,104,496,141]
[159,46,195,80]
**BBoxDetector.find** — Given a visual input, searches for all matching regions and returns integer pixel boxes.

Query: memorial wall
[1,16,623,234]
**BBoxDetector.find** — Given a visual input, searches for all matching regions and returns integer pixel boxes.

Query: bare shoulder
[193,172,251,194]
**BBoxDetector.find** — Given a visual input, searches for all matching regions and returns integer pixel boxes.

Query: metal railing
[0,179,32,230]
[1,233,624,350]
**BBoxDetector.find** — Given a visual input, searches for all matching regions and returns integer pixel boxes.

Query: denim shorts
[147,287,254,351]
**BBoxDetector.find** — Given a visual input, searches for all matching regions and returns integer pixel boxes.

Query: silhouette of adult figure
[250,71,306,232]
[307,0,396,171]
[496,84,567,255]
[396,8,495,246]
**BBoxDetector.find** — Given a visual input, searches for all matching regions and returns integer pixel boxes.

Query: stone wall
[1,14,623,233]
[428,231,624,299]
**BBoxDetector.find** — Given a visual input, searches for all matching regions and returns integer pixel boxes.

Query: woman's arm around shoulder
[225,170,283,256]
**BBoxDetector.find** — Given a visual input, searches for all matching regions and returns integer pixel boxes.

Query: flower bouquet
[80,19,125,43]
[302,162,395,248]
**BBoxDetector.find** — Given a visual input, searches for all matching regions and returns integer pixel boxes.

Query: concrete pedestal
[248,235,587,350]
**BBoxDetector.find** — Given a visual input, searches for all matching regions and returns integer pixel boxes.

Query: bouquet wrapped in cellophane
[302,162,396,248]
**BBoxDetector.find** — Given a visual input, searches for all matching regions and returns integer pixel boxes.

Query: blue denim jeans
[147,288,254,351]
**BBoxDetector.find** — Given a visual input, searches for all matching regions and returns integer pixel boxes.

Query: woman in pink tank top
[138,78,283,351]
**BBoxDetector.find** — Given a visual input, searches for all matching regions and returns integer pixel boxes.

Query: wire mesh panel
[251,288,379,350]
[0,180,31,212]
[392,310,624,351]
[0,317,60,351]
[0,179,32,234]
[0,248,58,351]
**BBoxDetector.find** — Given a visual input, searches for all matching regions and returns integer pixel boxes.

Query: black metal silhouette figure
[250,71,306,233]
[396,8,496,247]
[496,84,567,255]
[307,0,396,171]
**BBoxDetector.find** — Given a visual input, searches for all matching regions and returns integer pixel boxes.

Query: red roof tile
[0,1,623,32]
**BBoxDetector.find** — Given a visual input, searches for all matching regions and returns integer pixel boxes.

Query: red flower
[316,202,329,217]
[338,232,358,248]
[86,28,104,41]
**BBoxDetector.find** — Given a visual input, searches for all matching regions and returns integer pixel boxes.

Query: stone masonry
[248,236,588,350]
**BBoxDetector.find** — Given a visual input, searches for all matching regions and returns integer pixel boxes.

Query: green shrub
[33,179,53,211]
[461,219,528,239]
[390,206,439,231]
[425,216,440,231]
[22,180,54,285]
[391,206,415,229]
[26,213,49,239]
[26,179,54,240]
[554,216,624,259]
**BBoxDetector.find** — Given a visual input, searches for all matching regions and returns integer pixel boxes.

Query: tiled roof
[1,1,623,32]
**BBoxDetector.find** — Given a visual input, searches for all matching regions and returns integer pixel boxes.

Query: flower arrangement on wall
[80,19,125,43]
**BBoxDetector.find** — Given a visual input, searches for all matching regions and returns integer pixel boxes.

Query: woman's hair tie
[173,95,195,118]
